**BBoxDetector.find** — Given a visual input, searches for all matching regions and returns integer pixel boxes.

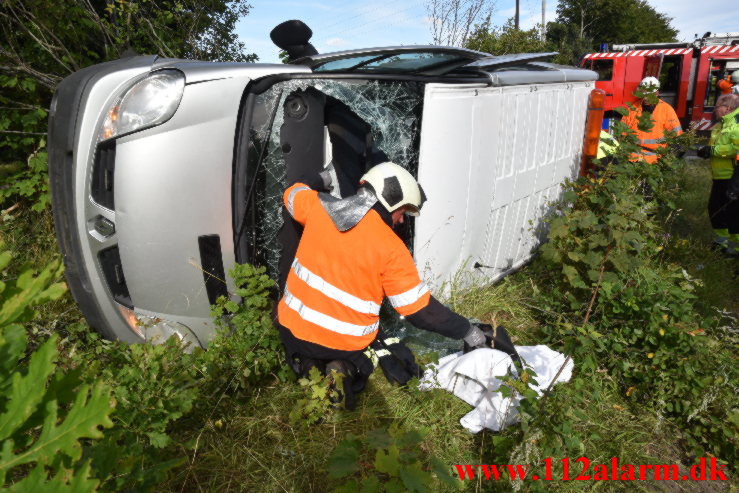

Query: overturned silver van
[48,22,598,347]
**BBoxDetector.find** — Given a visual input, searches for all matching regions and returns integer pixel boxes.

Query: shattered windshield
[245,78,424,282]
[239,78,426,339]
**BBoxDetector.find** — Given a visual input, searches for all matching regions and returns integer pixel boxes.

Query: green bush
[328,427,459,493]
[532,123,736,462]
[0,139,50,212]
[204,263,291,393]
[288,366,344,426]
[0,249,115,490]
[70,262,294,490]
[83,338,200,491]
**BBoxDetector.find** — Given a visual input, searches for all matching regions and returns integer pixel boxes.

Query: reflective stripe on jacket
[277,183,431,351]
[711,107,739,180]
[622,99,682,164]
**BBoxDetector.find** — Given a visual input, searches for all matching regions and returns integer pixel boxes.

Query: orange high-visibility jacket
[718,77,733,95]
[622,99,682,164]
[277,183,431,351]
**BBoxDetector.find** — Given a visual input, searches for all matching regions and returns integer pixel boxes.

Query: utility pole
[541,0,546,40]
[515,0,520,29]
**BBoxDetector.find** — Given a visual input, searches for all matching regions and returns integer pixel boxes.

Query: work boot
[325,360,357,410]
[298,357,323,377]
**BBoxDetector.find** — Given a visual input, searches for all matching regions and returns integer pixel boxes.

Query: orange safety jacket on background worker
[718,77,733,95]
[277,182,432,351]
[622,99,682,164]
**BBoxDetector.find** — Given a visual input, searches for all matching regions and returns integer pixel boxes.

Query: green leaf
[562,265,581,287]
[374,445,400,477]
[0,251,11,271]
[399,463,431,493]
[22,369,86,432]
[548,221,569,239]
[7,461,99,492]
[0,259,64,326]
[0,324,26,389]
[360,476,381,493]
[431,457,459,488]
[333,480,361,493]
[327,439,361,478]
[0,382,114,476]
[146,431,171,448]
[384,478,406,493]
[365,428,392,449]
[0,336,58,441]
[395,429,426,449]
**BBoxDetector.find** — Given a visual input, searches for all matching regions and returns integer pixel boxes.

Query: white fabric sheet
[419,345,574,433]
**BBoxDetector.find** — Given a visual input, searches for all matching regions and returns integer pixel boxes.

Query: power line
[316,4,425,45]
[311,4,384,34]
[313,1,427,45]
[307,7,369,35]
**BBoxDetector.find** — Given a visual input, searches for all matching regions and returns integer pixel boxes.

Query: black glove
[369,336,421,386]
[462,323,486,348]
[463,323,521,364]
[727,168,739,201]
[669,143,686,158]
[696,145,712,159]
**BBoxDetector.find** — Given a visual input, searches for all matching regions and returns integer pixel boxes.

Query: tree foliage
[0,0,256,207]
[465,0,677,66]
[546,0,678,64]
[466,18,548,56]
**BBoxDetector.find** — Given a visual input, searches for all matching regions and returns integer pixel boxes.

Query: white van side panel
[414,81,593,293]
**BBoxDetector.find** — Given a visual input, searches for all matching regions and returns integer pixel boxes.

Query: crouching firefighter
[274,162,494,409]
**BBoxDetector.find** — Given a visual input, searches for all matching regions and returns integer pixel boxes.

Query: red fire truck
[581,32,739,132]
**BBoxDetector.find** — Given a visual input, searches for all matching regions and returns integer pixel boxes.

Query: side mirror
[270,20,318,62]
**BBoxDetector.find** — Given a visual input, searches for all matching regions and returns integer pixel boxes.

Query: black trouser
[276,322,374,410]
[708,179,739,235]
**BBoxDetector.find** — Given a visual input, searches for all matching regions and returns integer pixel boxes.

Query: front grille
[92,140,116,209]
[98,246,132,308]
[198,235,228,305]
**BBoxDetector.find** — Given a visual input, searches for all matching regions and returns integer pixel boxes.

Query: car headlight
[100,69,185,141]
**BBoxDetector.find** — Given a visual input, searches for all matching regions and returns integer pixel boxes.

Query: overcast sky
[236,0,739,63]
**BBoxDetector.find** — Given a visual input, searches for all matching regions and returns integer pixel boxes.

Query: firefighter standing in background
[622,76,683,164]
[718,70,739,96]
[275,162,495,409]
[698,94,739,257]
[717,72,733,95]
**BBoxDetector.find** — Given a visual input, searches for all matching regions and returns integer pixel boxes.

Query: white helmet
[639,76,660,90]
[360,162,426,216]
[731,70,739,82]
